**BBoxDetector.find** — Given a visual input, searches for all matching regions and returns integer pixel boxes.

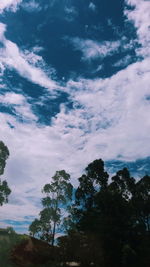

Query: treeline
[0,141,150,267]
[29,159,150,267]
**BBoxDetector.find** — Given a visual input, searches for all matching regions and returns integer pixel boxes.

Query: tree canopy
[0,141,11,206]
[59,159,150,267]
[29,159,150,267]
[29,170,73,246]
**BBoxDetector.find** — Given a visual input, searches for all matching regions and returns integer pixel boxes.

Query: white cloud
[0,0,150,233]
[0,92,37,121]
[0,111,85,227]
[0,23,58,92]
[0,92,25,105]
[1,55,150,229]
[65,57,150,160]
[0,23,6,39]
[68,37,121,61]
[125,0,150,57]
[0,0,22,13]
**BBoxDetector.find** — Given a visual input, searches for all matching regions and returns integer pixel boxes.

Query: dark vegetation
[0,227,27,266]
[0,141,150,266]
[0,141,11,206]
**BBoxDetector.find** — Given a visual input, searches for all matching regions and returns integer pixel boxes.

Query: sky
[0,0,150,233]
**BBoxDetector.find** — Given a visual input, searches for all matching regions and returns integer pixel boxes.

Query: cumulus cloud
[0,23,58,91]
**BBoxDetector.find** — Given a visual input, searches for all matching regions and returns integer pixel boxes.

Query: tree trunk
[51,221,56,246]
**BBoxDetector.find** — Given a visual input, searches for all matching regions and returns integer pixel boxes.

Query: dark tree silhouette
[29,159,150,267]
[29,170,73,246]
[64,159,150,267]
[0,141,11,206]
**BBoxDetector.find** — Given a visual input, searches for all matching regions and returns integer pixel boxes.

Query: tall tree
[0,141,11,206]
[75,159,109,210]
[73,160,138,266]
[29,170,73,246]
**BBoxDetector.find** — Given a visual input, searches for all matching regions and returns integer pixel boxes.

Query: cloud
[113,55,133,68]
[0,23,58,92]
[0,92,37,121]
[125,0,150,57]
[21,0,42,12]
[1,56,150,230]
[0,111,84,227]
[0,23,6,39]
[89,2,96,12]
[0,92,25,105]
[67,36,134,61]
[68,37,121,61]
[64,6,78,21]
[0,0,150,233]
[0,0,22,13]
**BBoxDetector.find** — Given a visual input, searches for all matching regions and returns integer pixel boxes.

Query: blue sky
[0,0,150,233]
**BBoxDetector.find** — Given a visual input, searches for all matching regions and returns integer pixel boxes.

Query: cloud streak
[67,35,135,62]
[21,0,42,12]
[0,23,58,92]
[68,37,121,61]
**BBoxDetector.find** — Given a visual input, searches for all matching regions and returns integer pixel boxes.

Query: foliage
[28,158,150,266]
[29,170,73,246]
[0,141,11,206]
[63,159,150,267]
[0,141,9,176]
[0,228,25,266]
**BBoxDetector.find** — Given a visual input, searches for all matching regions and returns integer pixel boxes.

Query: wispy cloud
[0,23,58,91]
[89,2,96,12]
[64,6,78,21]
[67,37,132,61]
[21,0,42,12]
[0,92,37,121]
[68,37,120,60]
[113,55,133,68]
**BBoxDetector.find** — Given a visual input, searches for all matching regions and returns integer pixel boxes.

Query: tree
[28,159,150,266]
[131,175,150,231]
[75,159,109,210]
[64,160,110,266]
[29,170,73,246]
[0,141,11,206]
[29,219,42,238]
[72,160,139,266]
